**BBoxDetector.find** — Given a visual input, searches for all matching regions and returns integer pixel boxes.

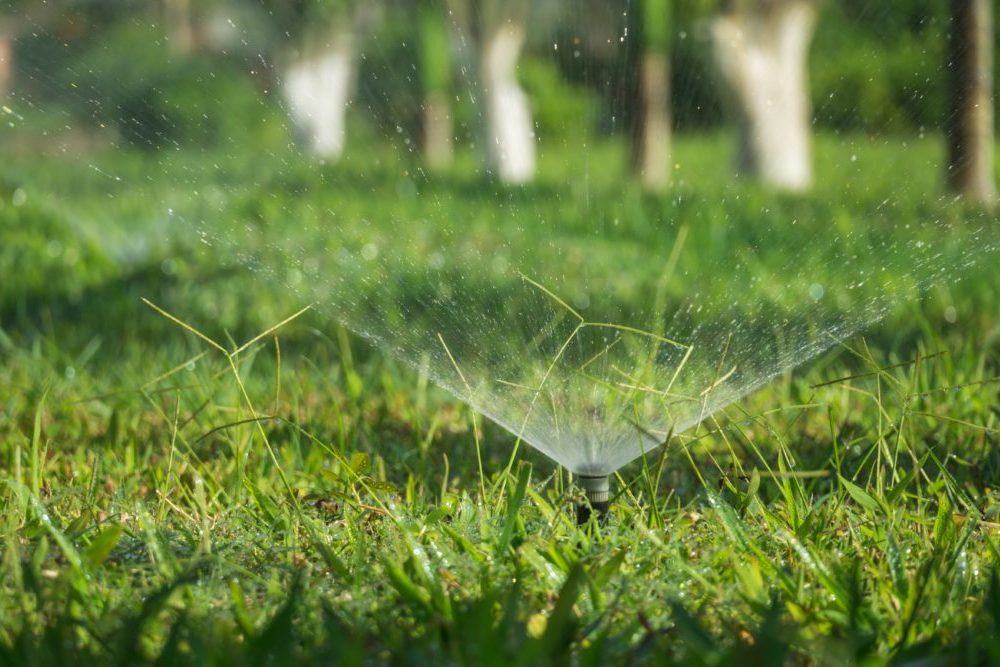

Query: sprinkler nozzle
[576,474,610,525]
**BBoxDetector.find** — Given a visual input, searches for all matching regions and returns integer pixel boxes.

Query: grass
[2,129,1000,665]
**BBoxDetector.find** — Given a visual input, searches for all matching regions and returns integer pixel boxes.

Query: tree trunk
[479,21,535,184]
[283,33,355,161]
[633,0,672,192]
[423,93,453,171]
[711,1,816,191]
[0,27,12,97]
[163,0,195,54]
[634,53,671,192]
[946,0,997,207]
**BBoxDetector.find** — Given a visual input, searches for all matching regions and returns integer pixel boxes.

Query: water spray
[576,474,610,525]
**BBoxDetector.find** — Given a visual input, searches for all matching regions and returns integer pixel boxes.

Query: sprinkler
[576,474,610,525]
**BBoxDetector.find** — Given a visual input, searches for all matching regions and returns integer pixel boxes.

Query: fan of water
[4,1,998,478]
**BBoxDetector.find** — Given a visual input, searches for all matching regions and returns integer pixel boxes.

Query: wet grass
[2,133,1000,665]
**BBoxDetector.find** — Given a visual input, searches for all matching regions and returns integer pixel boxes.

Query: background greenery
[7,0,989,146]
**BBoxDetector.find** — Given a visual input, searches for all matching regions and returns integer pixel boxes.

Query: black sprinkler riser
[577,474,610,525]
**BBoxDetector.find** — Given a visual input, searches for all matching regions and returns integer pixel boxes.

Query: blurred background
[2,0,995,193]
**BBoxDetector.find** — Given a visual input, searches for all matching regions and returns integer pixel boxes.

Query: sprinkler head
[576,474,610,526]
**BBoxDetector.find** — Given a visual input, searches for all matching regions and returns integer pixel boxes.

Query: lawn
[2,131,1000,665]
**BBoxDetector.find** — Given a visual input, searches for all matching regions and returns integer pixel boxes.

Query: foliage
[811,2,950,133]
[64,23,285,148]
[256,0,357,42]
[640,0,672,54]
[519,58,599,142]
[419,3,451,96]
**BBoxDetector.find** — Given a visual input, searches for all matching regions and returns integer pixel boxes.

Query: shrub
[66,23,285,149]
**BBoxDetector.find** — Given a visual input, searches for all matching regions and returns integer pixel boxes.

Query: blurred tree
[420,2,453,171]
[711,0,817,191]
[633,0,672,192]
[945,0,997,207]
[0,21,10,97]
[162,0,195,54]
[448,0,536,184]
[267,0,364,160]
[0,0,58,97]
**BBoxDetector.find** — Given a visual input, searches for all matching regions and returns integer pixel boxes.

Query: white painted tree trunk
[283,36,355,161]
[711,1,816,191]
[479,22,535,184]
